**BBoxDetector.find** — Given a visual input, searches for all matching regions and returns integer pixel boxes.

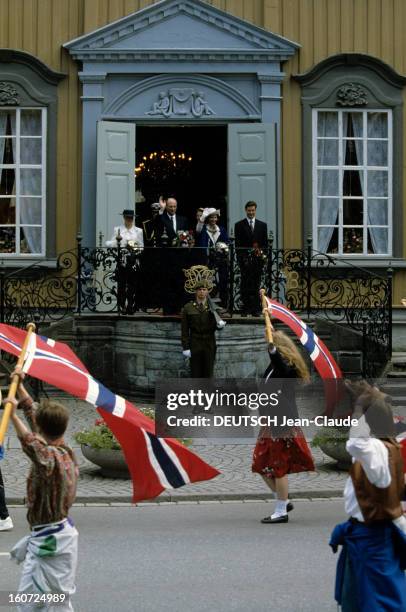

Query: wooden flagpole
[260,289,273,344]
[0,322,36,445]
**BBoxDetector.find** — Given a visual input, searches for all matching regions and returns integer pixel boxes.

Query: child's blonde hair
[273,330,310,381]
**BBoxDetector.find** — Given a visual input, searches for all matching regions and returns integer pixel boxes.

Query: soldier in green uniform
[181,282,219,378]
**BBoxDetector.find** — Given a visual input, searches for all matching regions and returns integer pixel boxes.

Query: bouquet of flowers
[215,241,229,255]
[126,239,143,255]
[250,241,267,261]
[173,230,194,248]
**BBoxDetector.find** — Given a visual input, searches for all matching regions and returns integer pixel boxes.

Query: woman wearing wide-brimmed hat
[196,208,228,247]
[196,208,229,309]
[105,209,144,314]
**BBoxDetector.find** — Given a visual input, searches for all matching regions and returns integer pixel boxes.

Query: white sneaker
[0,516,13,531]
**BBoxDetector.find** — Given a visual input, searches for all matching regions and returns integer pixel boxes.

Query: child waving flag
[0,323,219,503]
[6,370,78,611]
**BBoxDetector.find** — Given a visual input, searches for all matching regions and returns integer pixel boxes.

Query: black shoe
[261,514,289,524]
[287,502,294,513]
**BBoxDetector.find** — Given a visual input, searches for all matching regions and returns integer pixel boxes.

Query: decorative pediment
[64,0,299,62]
[102,74,260,120]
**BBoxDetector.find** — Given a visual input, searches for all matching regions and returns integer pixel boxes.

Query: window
[0,108,46,256]
[313,109,392,256]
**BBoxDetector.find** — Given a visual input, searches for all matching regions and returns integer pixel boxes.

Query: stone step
[384,353,406,379]
[390,354,406,371]
[383,385,406,390]
[381,381,406,390]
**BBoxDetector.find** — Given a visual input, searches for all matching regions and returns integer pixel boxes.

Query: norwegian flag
[396,430,406,474]
[0,324,219,502]
[264,298,343,413]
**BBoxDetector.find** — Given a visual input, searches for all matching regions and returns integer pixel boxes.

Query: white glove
[217,320,227,329]
[182,350,191,358]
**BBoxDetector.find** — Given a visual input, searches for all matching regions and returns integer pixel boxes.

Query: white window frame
[0,107,47,257]
[312,108,393,257]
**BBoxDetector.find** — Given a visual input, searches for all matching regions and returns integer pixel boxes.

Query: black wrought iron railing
[268,237,392,360]
[271,240,392,377]
[0,234,392,376]
[0,249,78,328]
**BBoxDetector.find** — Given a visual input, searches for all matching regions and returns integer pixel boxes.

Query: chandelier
[135,150,193,178]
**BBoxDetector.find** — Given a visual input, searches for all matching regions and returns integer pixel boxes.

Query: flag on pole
[396,428,406,473]
[264,298,343,412]
[0,324,219,502]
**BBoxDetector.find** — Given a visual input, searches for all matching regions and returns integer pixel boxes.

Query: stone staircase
[383,352,406,410]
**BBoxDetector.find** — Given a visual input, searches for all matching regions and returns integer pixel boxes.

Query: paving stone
[2,398,349,503]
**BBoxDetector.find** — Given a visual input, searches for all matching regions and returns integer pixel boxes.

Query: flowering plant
[74,419,121,450]
[343,229,363,254]
[74,409,156,450]
[75,409,191,450]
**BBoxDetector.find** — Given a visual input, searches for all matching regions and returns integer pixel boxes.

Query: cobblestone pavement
[2,399,348,503]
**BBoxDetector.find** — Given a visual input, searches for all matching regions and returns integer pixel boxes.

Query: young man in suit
[234,201,268,316]
[234,201,268,250]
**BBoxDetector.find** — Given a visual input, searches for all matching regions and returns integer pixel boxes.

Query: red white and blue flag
[0,324,219,502]
[264,298,343,412]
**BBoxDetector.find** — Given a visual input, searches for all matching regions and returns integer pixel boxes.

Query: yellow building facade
[0,0,405,304]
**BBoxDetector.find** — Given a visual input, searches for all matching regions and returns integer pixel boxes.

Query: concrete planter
[318,439,352,470]
[314,426,352,470]
[81,444,131,479]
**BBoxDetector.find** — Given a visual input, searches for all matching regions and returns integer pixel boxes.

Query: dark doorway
[135,125,227,227]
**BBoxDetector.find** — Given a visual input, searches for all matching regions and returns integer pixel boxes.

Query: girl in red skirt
[252,324,315,523]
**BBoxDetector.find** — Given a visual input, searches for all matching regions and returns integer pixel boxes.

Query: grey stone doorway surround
[64,0,299,247]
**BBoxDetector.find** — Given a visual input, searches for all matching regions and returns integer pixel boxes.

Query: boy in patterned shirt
[5,369,78,610]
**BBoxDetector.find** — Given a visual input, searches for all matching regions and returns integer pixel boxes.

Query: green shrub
[311,427,349,449]
[74,409,191,449]
[74,420,121,450]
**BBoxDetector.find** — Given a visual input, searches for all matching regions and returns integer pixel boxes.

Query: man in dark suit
[157,197,190,315]
[234,201,268,316]
[156,197,189,245]
[234,201,268,250]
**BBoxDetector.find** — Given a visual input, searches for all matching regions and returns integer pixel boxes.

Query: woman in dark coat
[252,323,315,523]
[196,209,228,248]
[196,209,229,308]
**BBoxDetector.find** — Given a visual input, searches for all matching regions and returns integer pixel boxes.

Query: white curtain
[10,112,42,254]
[317,112,340,252]
[0,113,8,249]
[348,113,363,254]
[352,112,388,254]
[0,112,7,164]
